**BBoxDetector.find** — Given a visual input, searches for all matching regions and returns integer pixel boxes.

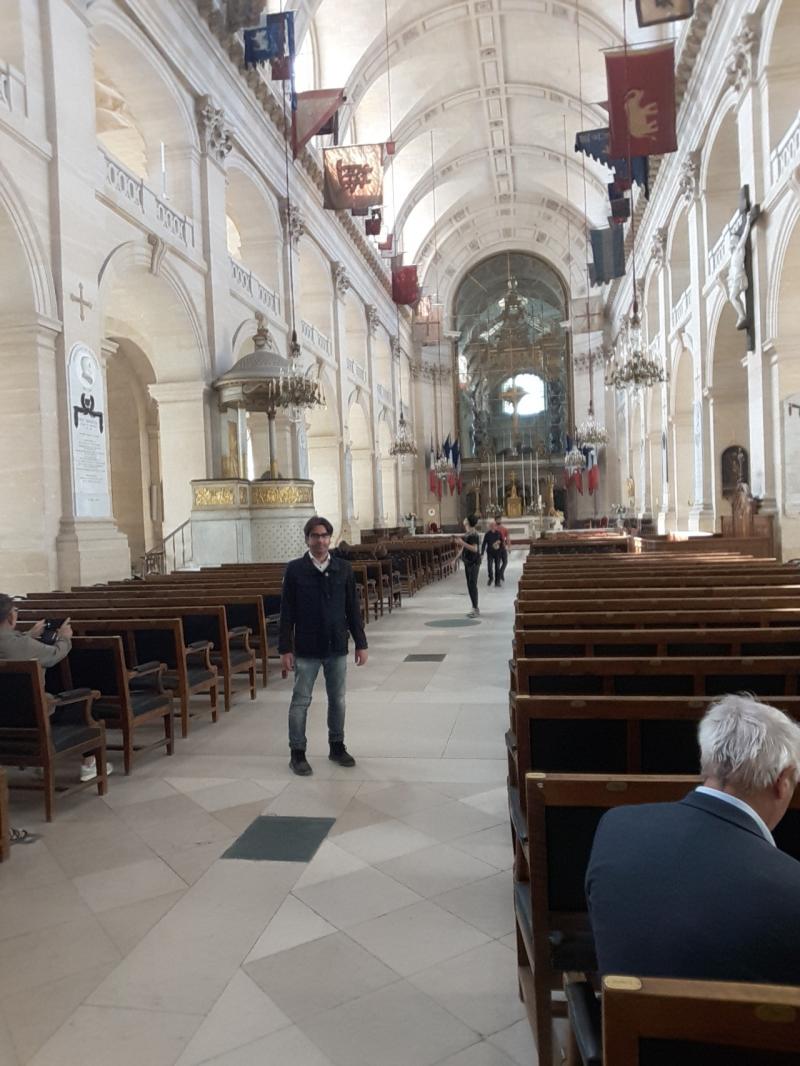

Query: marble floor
[0,554,539,1066]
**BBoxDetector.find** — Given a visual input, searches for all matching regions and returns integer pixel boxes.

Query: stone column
[330,266,352,537]
[365,303,382,529]
[148,381,211,536]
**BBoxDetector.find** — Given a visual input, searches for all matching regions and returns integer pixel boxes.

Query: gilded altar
[191,478,316,564]
[505,471,523,518]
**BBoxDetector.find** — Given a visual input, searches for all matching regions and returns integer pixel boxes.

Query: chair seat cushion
[1,723,102,756]
[211,650,252,669]
[163,668,215,689]
[93,694,170,720]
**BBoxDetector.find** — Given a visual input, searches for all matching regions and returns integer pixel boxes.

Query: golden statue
[506,471,523,517]
[544,474,556,517]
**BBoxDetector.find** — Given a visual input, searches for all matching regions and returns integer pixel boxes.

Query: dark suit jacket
[278,553,367,659]
[585,790,800,985]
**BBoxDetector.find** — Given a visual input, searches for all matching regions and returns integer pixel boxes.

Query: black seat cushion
[162,668,215,690]
[93,694,170,720]
[1,724,101,756]
[211,650,252,669]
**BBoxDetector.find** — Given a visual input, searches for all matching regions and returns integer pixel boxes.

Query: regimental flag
[378,233,394,257]
[605,42,677,158]
[575,128,650,196]
[636,0,694,28]
[244,13,295,75]
[451,439,462,495]
[365,208,382,236]
[586,447,600,494]
[392,265,420,306]
[428,438,437,494]
[442,435,452,463]
[570,295,605,334]
[447,471,456,496]
[292,89,344,159]
[323,144,384,211]
[590,226,625,285]
[608,181,631,221]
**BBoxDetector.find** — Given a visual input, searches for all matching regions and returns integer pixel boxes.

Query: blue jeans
[288,655,347,751]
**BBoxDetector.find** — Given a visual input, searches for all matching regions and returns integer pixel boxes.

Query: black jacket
[585,789,800,986]
[278,553,367,658]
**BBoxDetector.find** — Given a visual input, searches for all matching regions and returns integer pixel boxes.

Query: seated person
[586,693,800,986]
[0,594,112,781]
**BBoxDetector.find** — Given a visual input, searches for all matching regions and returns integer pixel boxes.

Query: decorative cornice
[724,12,760,95]
[281,198,306,248]
[332,261,351,300]
[365,304,380,336]
[197,95,233,165]
[411,361,452,382]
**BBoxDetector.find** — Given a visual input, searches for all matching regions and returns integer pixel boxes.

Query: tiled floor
[0,555,539,1066]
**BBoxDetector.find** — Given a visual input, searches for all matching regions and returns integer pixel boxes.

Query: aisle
[0,552,536,1066]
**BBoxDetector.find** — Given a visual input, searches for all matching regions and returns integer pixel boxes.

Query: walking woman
[454,514,482,617]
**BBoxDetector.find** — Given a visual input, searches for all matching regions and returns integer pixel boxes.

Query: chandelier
[605,311,665,390]
[565,439,587,471]
[576,413,609,448]
[389,408,418,457]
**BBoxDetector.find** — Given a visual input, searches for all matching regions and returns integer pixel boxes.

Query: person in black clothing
[278,516,368,776]
[481,519,507,587]
[453,514,482,617]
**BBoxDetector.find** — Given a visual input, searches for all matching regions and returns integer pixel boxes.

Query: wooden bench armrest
[228,627,253,651]
[132,660,163,675]
[188,640,213,652]
[52,688,103,729]
[186,642,214,669]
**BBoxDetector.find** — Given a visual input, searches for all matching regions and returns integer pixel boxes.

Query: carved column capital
[724,13,760,95]
[332,261,351,299]
[281,198,305,248]
[390,335,402,362]
[678,150,701,205]
[650,226,667,268]
[365,304,380,336]
[196,95,233,165]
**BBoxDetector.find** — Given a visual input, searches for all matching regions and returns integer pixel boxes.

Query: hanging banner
[413,295,443,342]
[243,13,295,70]
[589,226,625,285]
[323,144,384,211]
[378,233,394,256]
[636,0,694,28]
[605,42,677,158]
[570,295,605,334]
[365,208,382,235]
[392,265,420,306]
[291,88,344,158]
[574,127,650,196]
[608,181,631,221]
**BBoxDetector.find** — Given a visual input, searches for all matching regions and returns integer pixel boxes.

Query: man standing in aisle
[279,516,368,776]
[481,518,506,587]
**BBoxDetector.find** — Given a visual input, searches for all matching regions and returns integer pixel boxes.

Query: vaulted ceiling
[292,0,661,310]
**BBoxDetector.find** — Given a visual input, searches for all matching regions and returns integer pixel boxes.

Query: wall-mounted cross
[70,283,93,322]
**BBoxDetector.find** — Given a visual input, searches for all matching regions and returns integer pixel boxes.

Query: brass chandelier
[605,309,665,391]
[389,404,418,458]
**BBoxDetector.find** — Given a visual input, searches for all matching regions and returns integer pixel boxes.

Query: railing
[346,357,367,383]
[770,111,800,189]
[706,206,740,279]
[300,318,333,356]
[670,286,691,332]
[100,149,196,251]
[140,518,193,576]
[229,257,281,316]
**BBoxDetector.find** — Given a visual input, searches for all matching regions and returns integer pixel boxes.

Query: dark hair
[304,515,333,537]
[0,594,15,624]
[466,513,478,528]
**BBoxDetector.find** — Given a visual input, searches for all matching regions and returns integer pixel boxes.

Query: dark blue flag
[575,127,650,198]
[244,12,295,69]
[590,226,625,285]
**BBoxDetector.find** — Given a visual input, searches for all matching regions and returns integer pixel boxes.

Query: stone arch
[669,342,695,530]
[297,235,334,344]
[225,156,283,298]
[761,0,800,149]
[91,1,199,214]
[98,241,209,535]
[667,207,691,314]
[348,394,374,532]
[0,172,60,589]
[701,108,740,255]
[0,0,24,72]
[306,365,342,533]
[708,302,749,522]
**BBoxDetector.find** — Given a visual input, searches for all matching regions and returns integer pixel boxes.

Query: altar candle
[521,449,526,502]
[487,449,492,509]
[494,452,499,507]
[501,452,505,508]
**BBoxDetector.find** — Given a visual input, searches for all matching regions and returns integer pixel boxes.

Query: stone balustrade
[229,257,280,317]
[300,318,333,357]
[100,149,196,251]
[770,111,800,190]
[670,286,691,333]
[346,356,367,383]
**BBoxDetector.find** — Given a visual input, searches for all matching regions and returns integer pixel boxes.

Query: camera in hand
[39,619,64,646]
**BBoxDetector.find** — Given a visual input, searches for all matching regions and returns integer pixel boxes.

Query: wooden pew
[17,604,252,711]
[68,618,219,738]
[513,626,800,662]
[0,661,107,820]
[56,636,173,775]
[517,571,799,589]
[514,608,800,631]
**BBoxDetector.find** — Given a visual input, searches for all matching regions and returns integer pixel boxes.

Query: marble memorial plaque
[783,393,800,516]
[67,343,112,517]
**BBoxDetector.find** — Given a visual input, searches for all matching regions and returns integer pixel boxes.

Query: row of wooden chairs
[508,543,800,1063]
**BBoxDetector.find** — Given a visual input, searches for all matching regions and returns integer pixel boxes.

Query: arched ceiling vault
[298,0,650,297]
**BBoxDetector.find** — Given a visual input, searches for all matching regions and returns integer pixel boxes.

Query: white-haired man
[585,693,800,985]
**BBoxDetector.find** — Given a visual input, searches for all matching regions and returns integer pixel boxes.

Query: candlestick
[521,447,526,503]
[494,452,499,509]
[501,452,505,512]
[487,449,492,512]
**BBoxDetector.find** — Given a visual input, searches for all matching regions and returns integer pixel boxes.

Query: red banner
[323,144,384,211]
[392,266,419,306]
[605,42,677,158]
[292,89,344,159]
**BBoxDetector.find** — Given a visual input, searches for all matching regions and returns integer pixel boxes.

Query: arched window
[501,373,545,416]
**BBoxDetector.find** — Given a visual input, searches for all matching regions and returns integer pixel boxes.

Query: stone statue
[726,200,761,330]
[731,480,756,538]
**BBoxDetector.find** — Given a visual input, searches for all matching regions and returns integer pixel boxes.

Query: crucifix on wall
[725,184,761,351]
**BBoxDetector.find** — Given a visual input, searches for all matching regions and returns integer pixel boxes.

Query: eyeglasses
[308,532,331,539]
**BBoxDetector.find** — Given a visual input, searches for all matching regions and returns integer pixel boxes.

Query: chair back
[0,660,51,758]
[602,975,800,1065]
[65,637,124,696]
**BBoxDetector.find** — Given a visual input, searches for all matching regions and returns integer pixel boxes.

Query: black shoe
[487,579,493,586]
[329,741,356,767]
[290,749,313,775]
